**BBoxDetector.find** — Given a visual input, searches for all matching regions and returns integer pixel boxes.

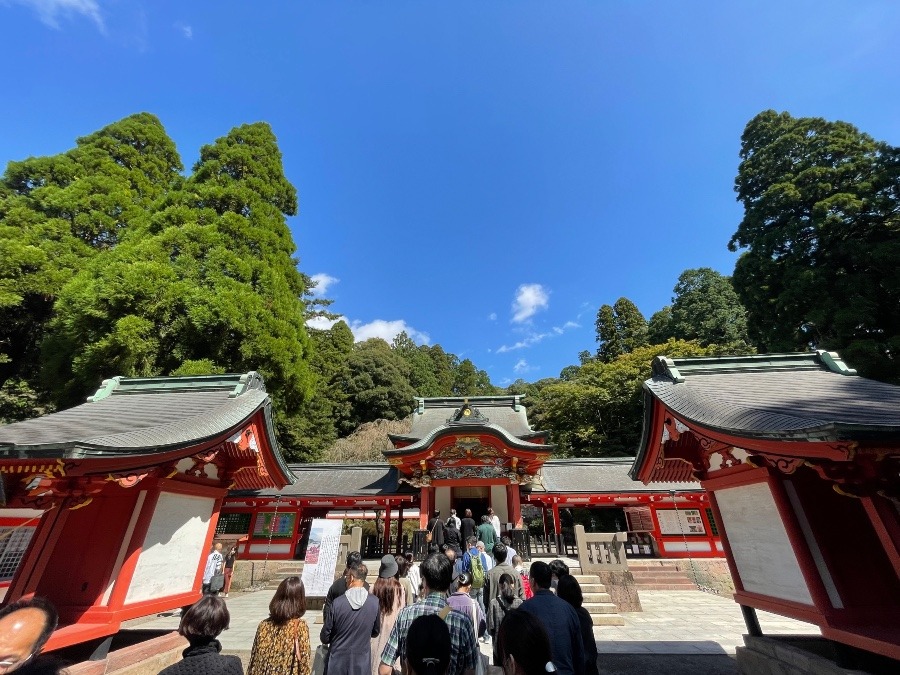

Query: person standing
[520,561,585,675]
[476,516,496,555]
[486,573,523,656]
[377,553,479,675]
[460,509,477,543]
[395,555,415,608]
[487,508,501,540]
[447,572,485,640]
[495,609,556,675]
[404,551,422,604]
[403,614,452,675]
[202,543,224,595]
[321,564,380,675]
[323,551,369,628]
[501,536,518,563]
[371,556,406,674]
[160,596,243,675]
[426,510,446,551]
[222,544,238,598]
[444,518,462,555]
[247,576,310,675]
[556,576,599,675]
[448,508,462,531]
[483,542,524,651]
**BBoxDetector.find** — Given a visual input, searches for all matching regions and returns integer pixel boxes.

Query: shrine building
[631,351,900,665]
[0,372,292,657]
[221,396,722,562]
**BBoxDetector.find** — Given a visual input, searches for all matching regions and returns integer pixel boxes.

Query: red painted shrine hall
[0,372,293,654]
[221,396,722,561]
[631,351,900,662]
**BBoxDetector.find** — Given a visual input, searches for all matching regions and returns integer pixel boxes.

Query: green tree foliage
[343,338,416,431]
[595,297,648,361]
[730,110,900,381]
[531,340,726,457]
[647,306,674,344]
[663,268,751,350]
[0,113,182,414]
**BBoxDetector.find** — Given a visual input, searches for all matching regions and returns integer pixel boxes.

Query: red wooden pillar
[507,484,522,529]
[541,505,549,540]
[382,501,392,555]
[551,502,561,534]
[419,487,432,528]
[396,503,404,553]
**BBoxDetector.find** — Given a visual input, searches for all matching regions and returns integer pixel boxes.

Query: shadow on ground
[600,653,737,674]
[598,641,737,675]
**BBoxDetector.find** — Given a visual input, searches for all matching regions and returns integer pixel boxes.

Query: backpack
[470,553,485,589]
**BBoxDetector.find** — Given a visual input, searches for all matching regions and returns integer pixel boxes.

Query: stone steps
[627,562,696,591]
[576,573,625,627]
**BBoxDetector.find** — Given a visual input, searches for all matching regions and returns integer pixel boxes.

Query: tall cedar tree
[342,338,416,432]
[666,268,751,350]
[0,113,182,420]
[42,122,317,457]
[595,297,648,361]
[731,110,900,382]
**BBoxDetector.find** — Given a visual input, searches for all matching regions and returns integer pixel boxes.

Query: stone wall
[672,558,735,595]
[595,570,642,612]
[64,632,186,675]
[228,559,282,591]
[736,636,873,675]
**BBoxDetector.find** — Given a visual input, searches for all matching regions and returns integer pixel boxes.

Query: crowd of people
[2,515,597,675]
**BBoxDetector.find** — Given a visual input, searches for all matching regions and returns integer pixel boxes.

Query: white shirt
[407,563,422,602]
[490,514,501,538]
[203,551,223,583]
[450,514,462,530]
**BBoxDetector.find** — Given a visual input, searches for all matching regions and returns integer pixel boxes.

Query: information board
[656,508,706,535]
[300,518,343,597]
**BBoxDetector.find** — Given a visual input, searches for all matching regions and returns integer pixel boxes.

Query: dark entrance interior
[452,486,490,523]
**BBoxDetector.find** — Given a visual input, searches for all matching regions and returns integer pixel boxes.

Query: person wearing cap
[323,550,370,629]
[370,554,405,673]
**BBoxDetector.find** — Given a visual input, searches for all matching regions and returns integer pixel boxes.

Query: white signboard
[656,508,706,535]
[125,492,215,604]
[301,518,343,597]
[715,482,813,605]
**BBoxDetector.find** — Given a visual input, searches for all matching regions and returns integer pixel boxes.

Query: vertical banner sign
[301,518,344,597]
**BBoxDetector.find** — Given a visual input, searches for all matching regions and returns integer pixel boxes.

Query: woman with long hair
[395,554,415,607]
[370,555,406,673]
[556,575,599,675]
[496,609,556,674]
[404,614,451,675]
[247,576,310,675]
[487,573,523,649]
[160,596,242,674]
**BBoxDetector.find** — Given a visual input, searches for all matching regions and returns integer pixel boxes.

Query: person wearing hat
[323,550,370,629]
[370,554,406,674]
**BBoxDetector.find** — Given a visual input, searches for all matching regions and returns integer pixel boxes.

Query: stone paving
[135,587,819,658]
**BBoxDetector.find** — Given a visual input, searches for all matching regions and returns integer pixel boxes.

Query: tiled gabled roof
[644,351,900,441]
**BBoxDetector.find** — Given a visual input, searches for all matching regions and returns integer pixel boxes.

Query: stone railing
[574,525,628,572]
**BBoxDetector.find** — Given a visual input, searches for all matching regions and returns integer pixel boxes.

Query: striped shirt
[379,592,479,675]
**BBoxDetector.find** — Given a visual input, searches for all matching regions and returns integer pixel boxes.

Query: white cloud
[496,320,580,353]
[8,0,104,31]
[305,315,342,331]
[309,273,339,297]
[488,312,497,321]
[513,359,534,375]
[511,283,549,323]
[175,21,192,38]
[350,319,430,345]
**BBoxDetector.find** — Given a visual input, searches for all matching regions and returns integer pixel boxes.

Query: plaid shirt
[380,592,479,674]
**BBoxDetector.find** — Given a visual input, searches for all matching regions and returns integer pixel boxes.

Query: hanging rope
[670,490,718,595]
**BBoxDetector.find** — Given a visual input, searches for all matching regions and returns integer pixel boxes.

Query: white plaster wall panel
[714,482,813,605]
[125,492,215,604]
[490,485,508,525]
[248,543,291,555]
[662,540,712,552]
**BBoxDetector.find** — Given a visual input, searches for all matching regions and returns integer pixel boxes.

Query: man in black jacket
[426,510,446,550]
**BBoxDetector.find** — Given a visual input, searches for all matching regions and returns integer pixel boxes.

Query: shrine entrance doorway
[452,486,490,523]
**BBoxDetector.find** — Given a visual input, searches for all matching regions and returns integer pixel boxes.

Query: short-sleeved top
[379,592,479,675]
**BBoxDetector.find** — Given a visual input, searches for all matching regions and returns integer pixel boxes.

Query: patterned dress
[247,617,310,675]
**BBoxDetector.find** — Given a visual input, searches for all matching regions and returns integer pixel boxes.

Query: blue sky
[2,1,899,386]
